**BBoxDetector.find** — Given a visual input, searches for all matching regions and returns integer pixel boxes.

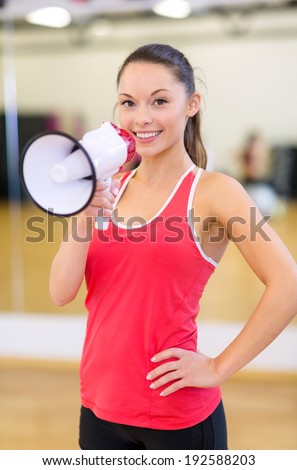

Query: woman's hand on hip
[146,348,221,396]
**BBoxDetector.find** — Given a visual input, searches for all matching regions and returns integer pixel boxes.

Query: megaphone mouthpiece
[50,164,69,184]
[50,148,93,183]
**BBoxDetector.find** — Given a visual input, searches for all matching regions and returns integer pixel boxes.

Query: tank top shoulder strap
[187,167,203,212]
[162,164,198,217]
[119,171,133,185]
[186,167,218,267]
[118,169,136,188]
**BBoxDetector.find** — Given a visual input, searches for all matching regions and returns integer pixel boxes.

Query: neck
[134,149,194,185]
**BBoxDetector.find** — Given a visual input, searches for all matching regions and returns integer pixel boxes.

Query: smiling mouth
[133,131,162,140]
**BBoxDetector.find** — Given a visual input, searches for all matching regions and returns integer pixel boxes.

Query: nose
[135,105,153,127]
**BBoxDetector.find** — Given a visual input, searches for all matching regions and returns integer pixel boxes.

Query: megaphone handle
[94,177,112,231]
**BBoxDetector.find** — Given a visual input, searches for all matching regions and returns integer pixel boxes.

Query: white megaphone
[20,122,136,229]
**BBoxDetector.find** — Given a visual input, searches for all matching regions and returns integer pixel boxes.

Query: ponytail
[184,113,207,169]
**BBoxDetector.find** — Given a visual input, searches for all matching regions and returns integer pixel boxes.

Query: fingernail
[113,188,119,196]
[146,373,152,380]
[151,356,156,362]
[150,383,156,389]
[160,391,165,396]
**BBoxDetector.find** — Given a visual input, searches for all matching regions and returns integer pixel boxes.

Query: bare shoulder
[199,169,245,194]
[196,169,252,218]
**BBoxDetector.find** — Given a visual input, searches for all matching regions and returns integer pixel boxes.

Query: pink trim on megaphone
[109,123,136,167]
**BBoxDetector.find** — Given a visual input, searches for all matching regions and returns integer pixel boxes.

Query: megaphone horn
[20,122,136,222]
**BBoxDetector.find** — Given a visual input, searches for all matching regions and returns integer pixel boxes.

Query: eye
[154,98,168,106]
[120,100,135,108]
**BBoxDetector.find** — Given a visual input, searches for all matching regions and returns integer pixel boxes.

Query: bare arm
[49,214,92,306]
[49,178,120,306]
[211,175,297,381]
[146,174,297,394]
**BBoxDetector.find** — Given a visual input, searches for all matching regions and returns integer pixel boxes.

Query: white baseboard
[0,312,296,372]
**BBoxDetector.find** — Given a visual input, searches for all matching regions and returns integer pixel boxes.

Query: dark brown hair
[116,43,207,169]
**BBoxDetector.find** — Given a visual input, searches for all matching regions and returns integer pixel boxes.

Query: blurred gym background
[0,0,296,449]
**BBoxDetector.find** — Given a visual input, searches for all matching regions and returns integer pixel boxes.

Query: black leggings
[79,401,228,450]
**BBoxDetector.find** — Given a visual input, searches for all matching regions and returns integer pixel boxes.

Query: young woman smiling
[49,43,297,450]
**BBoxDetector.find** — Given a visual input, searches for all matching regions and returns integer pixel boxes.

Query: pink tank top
[81,164,221,430]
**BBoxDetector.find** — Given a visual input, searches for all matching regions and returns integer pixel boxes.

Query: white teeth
[136,131,161,139]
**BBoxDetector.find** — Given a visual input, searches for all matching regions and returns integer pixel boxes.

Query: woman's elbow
[51,296,71,307]
[287,265,297,304]
[49,284,77,307]
[278,269,297,317]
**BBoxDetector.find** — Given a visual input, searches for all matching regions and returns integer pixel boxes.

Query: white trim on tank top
[112,163,196,229]
[187,168,218,268]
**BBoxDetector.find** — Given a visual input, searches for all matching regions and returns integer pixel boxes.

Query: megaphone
[20,122,136,226]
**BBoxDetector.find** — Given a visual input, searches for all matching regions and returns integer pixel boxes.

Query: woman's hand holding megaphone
[83,177,121,224]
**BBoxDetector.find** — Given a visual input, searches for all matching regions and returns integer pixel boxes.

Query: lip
[132,130,162,144]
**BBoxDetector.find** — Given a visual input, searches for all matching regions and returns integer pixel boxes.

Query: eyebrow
[119,89,172,98]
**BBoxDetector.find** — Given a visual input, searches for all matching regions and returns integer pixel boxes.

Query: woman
[49,44,297,450]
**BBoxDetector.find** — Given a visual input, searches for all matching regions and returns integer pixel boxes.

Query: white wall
[187,38,297,172]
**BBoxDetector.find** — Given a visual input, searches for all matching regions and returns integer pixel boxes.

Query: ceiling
[1,0,296,51]
[0,0,296,22]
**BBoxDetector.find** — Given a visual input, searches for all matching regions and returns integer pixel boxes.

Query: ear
[187,93,201,117]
